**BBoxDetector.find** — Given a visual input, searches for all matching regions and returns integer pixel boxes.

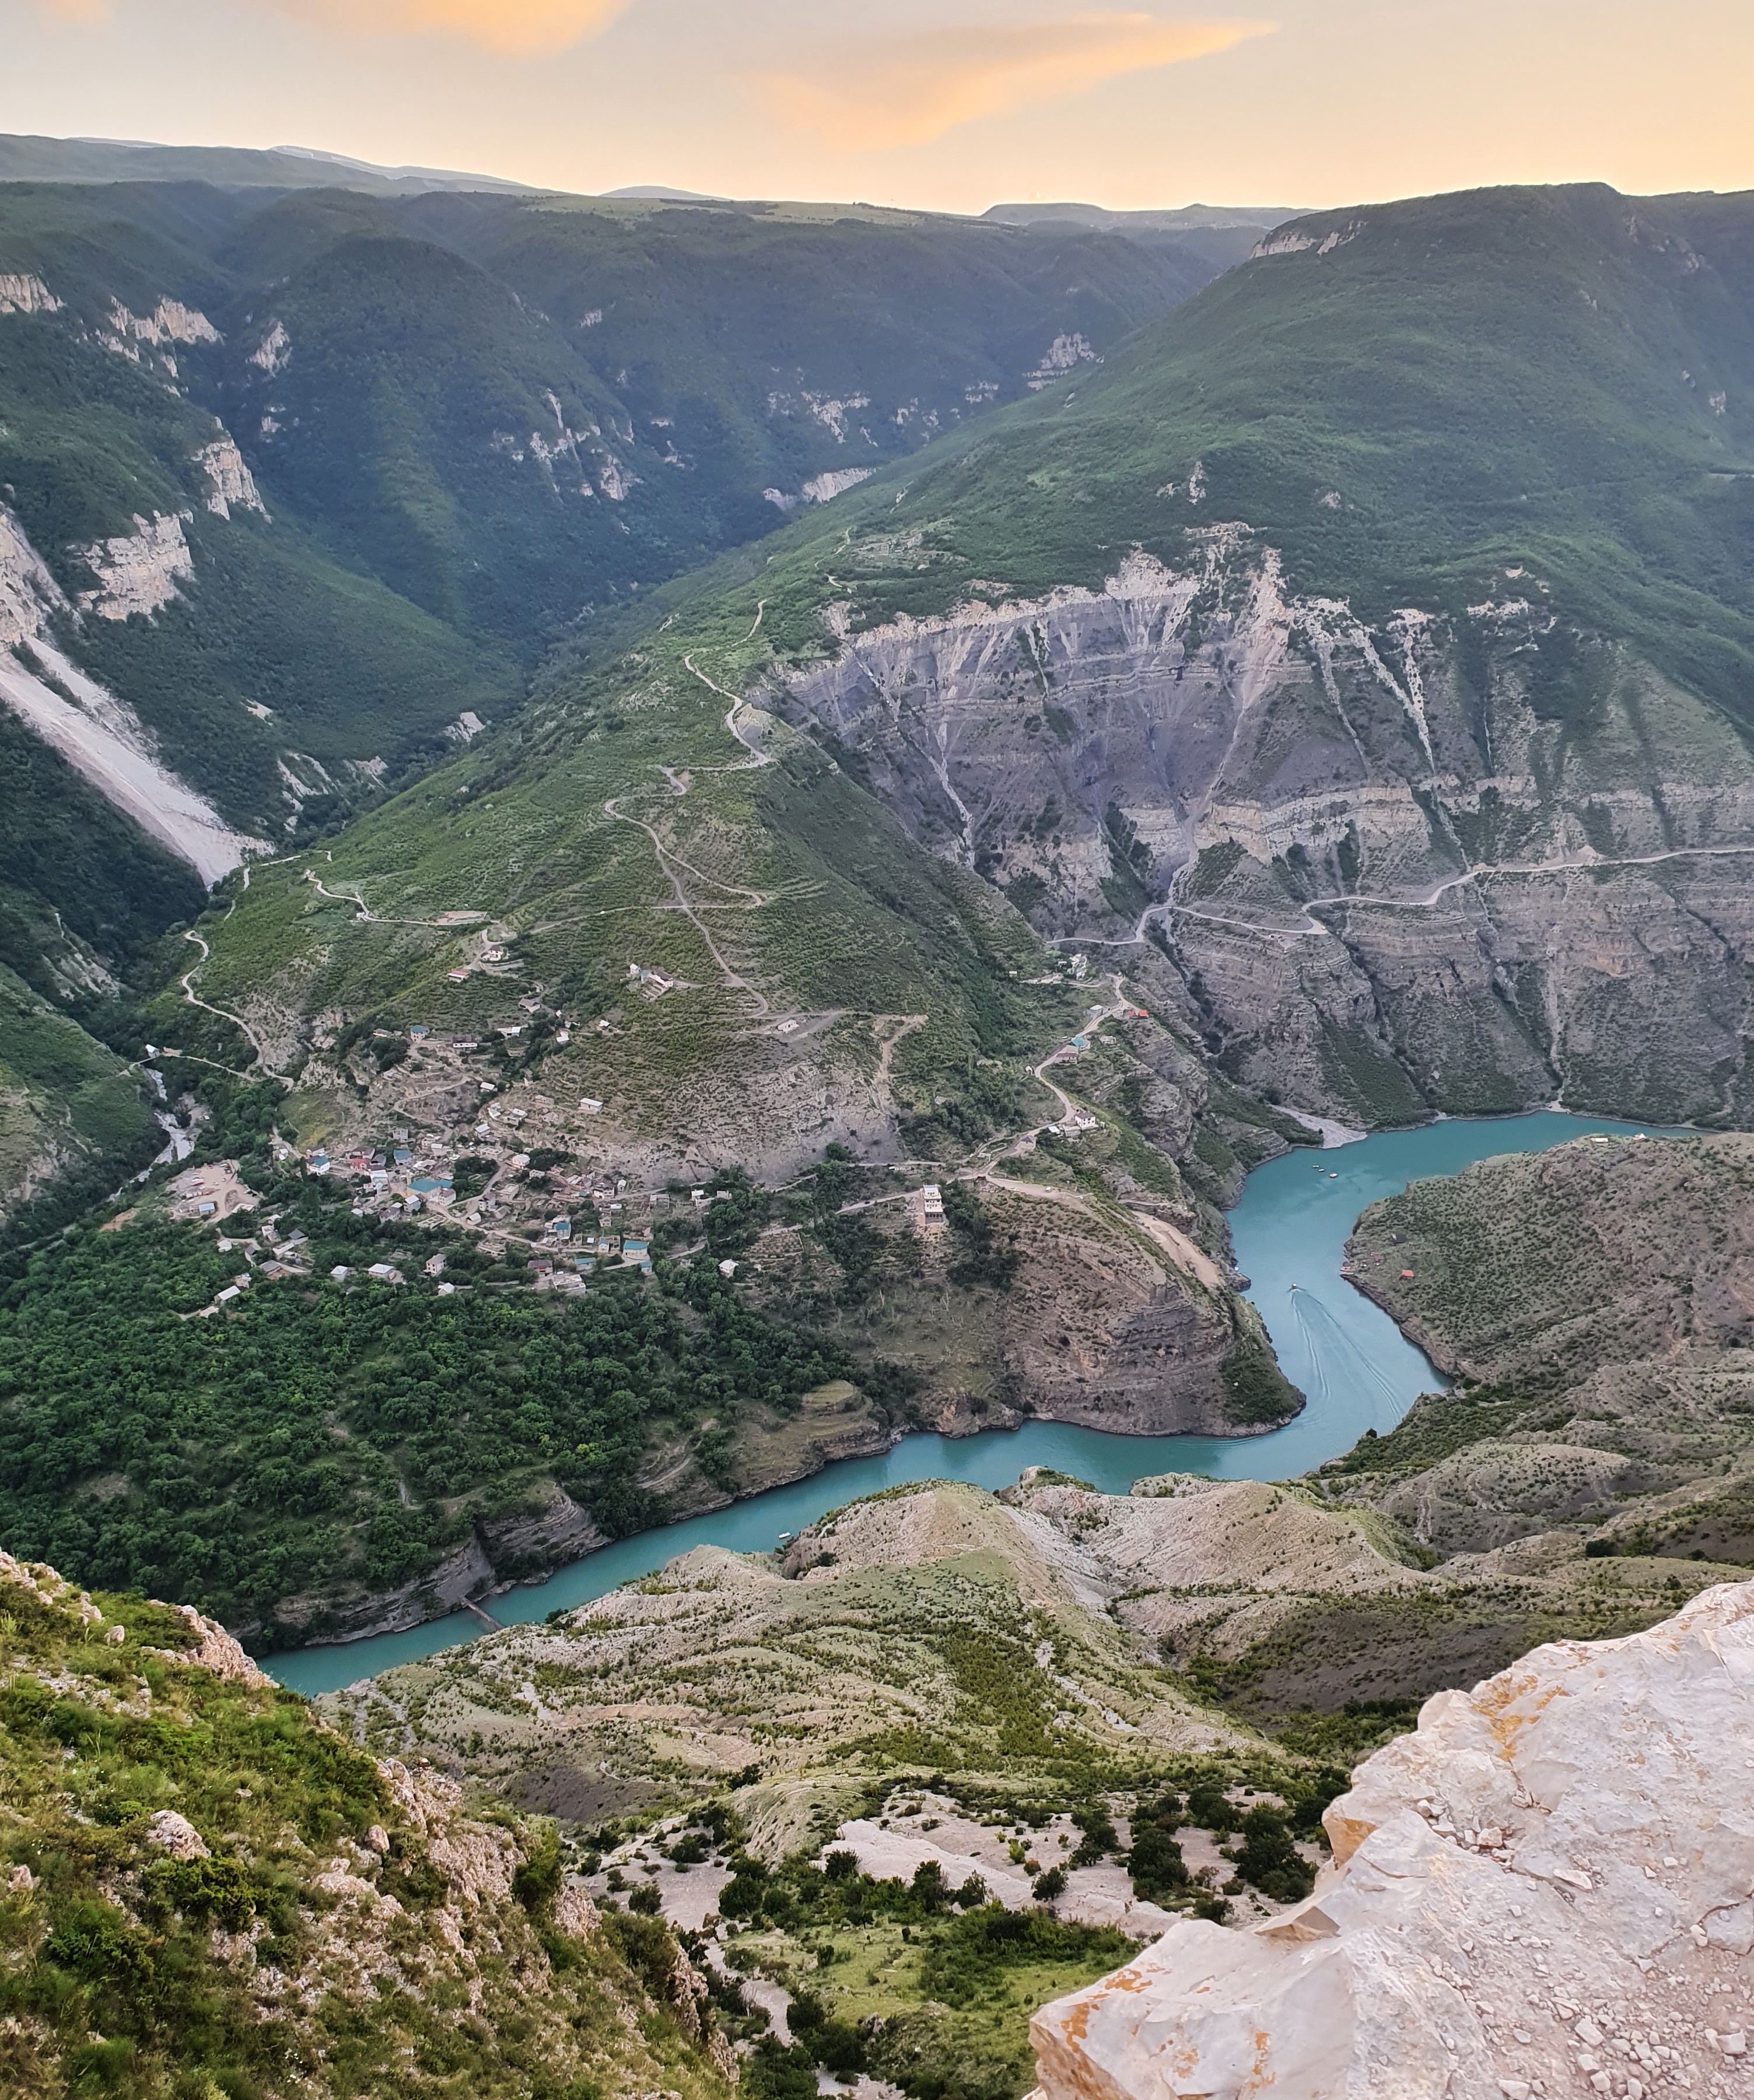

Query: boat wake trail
[1289,1286,1408,1429]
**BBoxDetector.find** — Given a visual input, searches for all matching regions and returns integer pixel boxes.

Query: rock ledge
[1032,1579,1754,2098]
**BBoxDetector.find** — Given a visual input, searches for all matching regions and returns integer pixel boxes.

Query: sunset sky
[4,0,1751,215]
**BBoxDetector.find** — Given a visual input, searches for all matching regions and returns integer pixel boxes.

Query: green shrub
[1228,1807,1314,1903]
[1125,1801,1190,1901]
[141,1853,257,1930]
[744,2036,820,2100]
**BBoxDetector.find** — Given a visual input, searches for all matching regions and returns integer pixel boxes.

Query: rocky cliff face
[1032,1577,1754,2100]
[779,535,1754,1127]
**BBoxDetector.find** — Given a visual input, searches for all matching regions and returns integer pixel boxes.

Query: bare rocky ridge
[324,1482,1253,1810]
[1032,1578,1754,2100]
[324,1476,1729,1814]
[777,537,1754,1127]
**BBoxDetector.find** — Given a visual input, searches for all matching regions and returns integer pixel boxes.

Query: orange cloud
[264,0,629,57]
[752,13,1273,151]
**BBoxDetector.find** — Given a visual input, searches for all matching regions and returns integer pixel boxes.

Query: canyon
[779,534,1754,1131]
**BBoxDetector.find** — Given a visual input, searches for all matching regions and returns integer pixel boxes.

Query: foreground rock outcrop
[1033,1579,1754,2099]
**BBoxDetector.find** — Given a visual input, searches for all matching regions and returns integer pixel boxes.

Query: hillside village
[154,956,1143,1298]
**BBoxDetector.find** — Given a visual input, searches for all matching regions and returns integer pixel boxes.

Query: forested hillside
[0,176,1231,836]
[0,169,1244,1230]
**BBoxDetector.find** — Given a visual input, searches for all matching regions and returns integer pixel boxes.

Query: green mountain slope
[0,171,1236,1229]
[741,183,1754,670]
[0,958,159,1240]
[1,176,1227,827]
[0,178,526,826]
[0,176,1232,844]
[0,707,194,1241]
[0,1551,736,2100]
[981,198,1296,272]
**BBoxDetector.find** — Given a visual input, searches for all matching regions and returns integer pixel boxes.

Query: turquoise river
[267,1110,1667,1695]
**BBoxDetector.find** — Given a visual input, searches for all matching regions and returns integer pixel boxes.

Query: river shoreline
[262,1108,1671,1696]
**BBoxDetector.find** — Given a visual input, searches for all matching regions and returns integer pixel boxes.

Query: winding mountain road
[1055,839,1754,956]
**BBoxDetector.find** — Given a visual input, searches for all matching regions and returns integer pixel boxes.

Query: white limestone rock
[1032,1579,1754,2099]
[801,466,874,504]
[0,274,62,315]
[553,1874,599,1941]
[106,297,220,350]
[75,511,194,621]
[248,318,290,374]
[145,1810,209,1859]
[0,502,69,646]
[197,434,269,520]
[171,1602,274,1688]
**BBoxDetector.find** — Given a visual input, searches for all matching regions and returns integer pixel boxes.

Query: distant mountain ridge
[0,132,536,195]
[982,199,1297,230]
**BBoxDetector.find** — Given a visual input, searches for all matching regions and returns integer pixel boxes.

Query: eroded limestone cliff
[778,536,1754,1127]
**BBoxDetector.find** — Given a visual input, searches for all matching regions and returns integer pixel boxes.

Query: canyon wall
[780,537,1754,1127]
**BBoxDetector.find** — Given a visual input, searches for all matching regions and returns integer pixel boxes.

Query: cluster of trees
[941,1180,1021,1292]
[1124,1779,1325,1908]
[0,1192,859,1637]
[699,1841,1132,2100]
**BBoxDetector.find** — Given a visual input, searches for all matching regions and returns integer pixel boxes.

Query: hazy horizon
[5,0,1751,219]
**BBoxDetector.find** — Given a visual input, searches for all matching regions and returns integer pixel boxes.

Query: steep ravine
[776,535,1754,1130]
